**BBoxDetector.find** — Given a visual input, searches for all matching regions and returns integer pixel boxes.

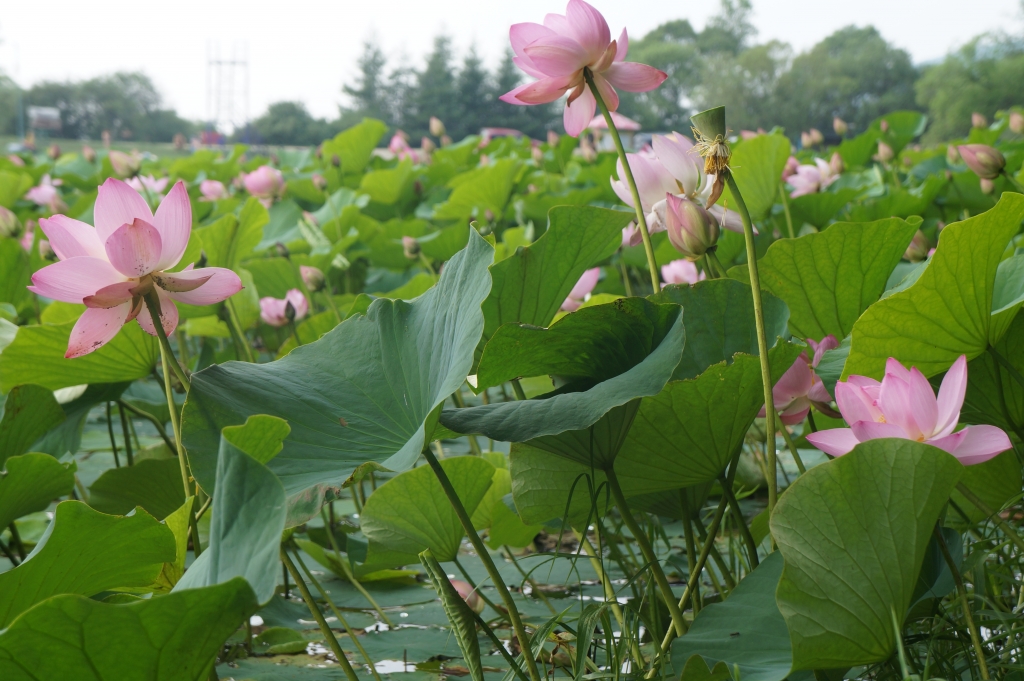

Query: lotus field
[2,3,1024,679]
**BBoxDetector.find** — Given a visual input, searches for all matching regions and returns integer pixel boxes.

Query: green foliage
[0,454,76,530]
[0,385,65,467]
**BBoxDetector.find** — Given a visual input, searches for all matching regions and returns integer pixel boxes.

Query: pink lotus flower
[499,0,667,137]
[781,156,800,181]
[787,159,839,198]
[561,267,599,312]
[759,336,838,425]
[806,356,1012,465]
[450,579,485,614]
[28,179,243,358]
[661,259,705,286]
[957,144,1005,180]
[199,179,229,201]
[127,175,169,196]
[260,289,309,327]
[25,175,65,212]
[242,166,285,206]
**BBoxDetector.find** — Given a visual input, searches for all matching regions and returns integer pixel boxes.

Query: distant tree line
[1,0,1022,146]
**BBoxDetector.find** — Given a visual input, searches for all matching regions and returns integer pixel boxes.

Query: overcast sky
[1,0,1022,124]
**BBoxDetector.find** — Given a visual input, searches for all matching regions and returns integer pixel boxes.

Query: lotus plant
[199,179,229,201]
[28,179,243,358]
[25,174,66,213]
[806,355,1012,464]
[661,259,705,286]
[260,289,309,327]
[499,0,667,137]
[127,175,169,196]
[760,336,838,425]
[786,158,839,197]
[561,267,599,311]
[242,165,285,206]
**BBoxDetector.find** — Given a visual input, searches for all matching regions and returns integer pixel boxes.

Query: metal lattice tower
[206,42,249,135]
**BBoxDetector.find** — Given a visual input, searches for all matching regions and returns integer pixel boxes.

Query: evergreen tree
[452,47,491,139]
[343,41,389,122]
[409,36,458,139]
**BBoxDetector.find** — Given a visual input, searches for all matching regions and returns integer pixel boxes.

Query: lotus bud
[300,265,325,292]
[876,141,894,163]
[781,156,800,181]
[331,154,341,168]
[808,128,824,146]
[275,242,290,259]
[429,116,446,138]
[109,150,141,177]
[284,301,297,322]
[829,152,845,175]
[39,239,55,261]
[402,235,420,259]
[946,145,960,165]
[800,131,813,148]
[980,178,995,194]
[312,173,327,190]
[1010,112,1024,134]
[8,154,25,166]
[532,146,544,164]
[82,145,96,163]
[957,144,1005,180]
[665,194,720,261]
[880,119,889,133]
[971,112,988,129]
[904,230,930,262]
[833,117,848,136]
[421,137,436,154]
[484,208,495,223]
[579,137,596,162]
[48,144,61,160]
[441,135,452,147]
[0,206,20,238]
[547,130,559,147]
[450,579,485,614]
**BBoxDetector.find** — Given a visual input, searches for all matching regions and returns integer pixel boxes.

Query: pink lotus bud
[441,135,452,147]
[1010,112,1024,134]
[48,144,61,160]
[947,145,960,164]
[904,230,930,262]
[200,179,228,201]
[300,265,325,292]
[833,117,848,136]
[402,236,421,259]
[429,117,446,138]
[781,156,800,181]
[665,194,720,261]
[0,206,20,238]
[808,128,824,146]
[421,137,436,154]
[547,130,559,147]
[876,142,894,163]
[800,131,813,148]
[331,154,341,168]
[260,289,308,327]
[244,165,285,200]
[8,154,25,167]
[82,145,96,163]
[957,144,1005,180]
[971,112,988,129]
[880,119,889,133]
[450,579,485,614]
[829,152,844,176]
[38,239,55,260]
[980,178,995,195]
[312,173,327,190]
[109,150,141,177]
[532,146,544,164]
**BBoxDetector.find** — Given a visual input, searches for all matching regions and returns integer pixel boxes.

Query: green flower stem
[691,512,737,590]
[584,69,660,292]
[604,468,687,637]
[955,481,1024,555]
[934,526,990,679]
[318,508,394,627]
[1001,170,1024,194]
[117,402,135,466]
[118,399,175,452]
[619,262,635,297]
[324,292,344,324]
[777,417,807,474]
[647,492,730,677]
[719,476,760,569]
[225,300,255,362]
[421,445,542,681]
[280,546,360,681]
[503,545,556,614]
[289,320,303,347]
[144,293,191,391]
[575,531,645,669]
[725,175,779,518]
[157,342,202,559]
[779,185,796,239]
[289,544,383,681]
[679,490,701,614]
[706,249,730,279]
[105,402,121,468]
[510,379,527,401]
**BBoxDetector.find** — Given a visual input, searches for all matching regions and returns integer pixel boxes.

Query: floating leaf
[845,194,1024,378]
[0,501,176,628]
[770,440,962,669]
[182,232,494,524]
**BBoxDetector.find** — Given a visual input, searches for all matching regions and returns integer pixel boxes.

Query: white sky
[1,0,1021,123]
